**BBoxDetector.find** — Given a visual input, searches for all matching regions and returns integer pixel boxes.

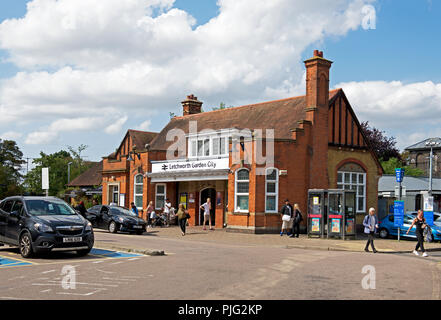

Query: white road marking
[128,258,140,261]
[96,269,115,274]
[92,261,104,264]
[40,289,52,293]
[56,288,105,296]
[110,261,125,265]
[0,296,28,300]
[102,277,136,282]
[8,276,26,281]
[41,270,56,274]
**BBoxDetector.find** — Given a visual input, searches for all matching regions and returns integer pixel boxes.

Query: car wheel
[76,248,92,257]
[379,228,389,239]
[19,232,34,258]
[109,221,118,233]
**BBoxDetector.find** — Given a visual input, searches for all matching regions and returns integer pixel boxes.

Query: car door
[99,206,111,229]
[6,200,23,245]
[0,200,7,242]
[401,215,416,238]
[86,205,101,227]
[0,199,15,244]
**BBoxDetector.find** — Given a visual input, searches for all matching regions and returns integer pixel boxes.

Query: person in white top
[200,198,213,230]
[164,199,172,226]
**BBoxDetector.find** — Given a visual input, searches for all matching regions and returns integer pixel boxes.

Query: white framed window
[189,135,228,158]
[155,184,166,210]
[235,169,249,212]
[337,171,366,213]
[265,168,278,212]
[134,174,143,209]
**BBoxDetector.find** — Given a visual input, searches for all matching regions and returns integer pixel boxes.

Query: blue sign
[394,200,404,227]
[424,211,434,226]
[395,168,405,183]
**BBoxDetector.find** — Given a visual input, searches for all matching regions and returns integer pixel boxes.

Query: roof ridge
[128,129,158,134]
[173,94,307,120]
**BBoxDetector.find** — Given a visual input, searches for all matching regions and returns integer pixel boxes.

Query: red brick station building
[101,50,383,233]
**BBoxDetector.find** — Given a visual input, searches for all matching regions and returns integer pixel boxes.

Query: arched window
[265,168,279,212]
[134,174,144,209]
[235,169,249,212]
[337,162,366,213]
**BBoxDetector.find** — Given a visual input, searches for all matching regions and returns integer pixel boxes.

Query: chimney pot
[314,50,319,57]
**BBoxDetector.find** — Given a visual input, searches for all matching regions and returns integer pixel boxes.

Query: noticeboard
[393,200,404,227]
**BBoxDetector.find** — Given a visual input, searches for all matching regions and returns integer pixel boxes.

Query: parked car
[0,196,94,258]
[86,205,147,234]
[378,213,441,241]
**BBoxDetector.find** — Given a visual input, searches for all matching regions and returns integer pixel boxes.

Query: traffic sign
[393,200,404,227]
[395,168,405,183]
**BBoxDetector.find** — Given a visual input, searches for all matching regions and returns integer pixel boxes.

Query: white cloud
[336,80,441,150]
[0,131,23,140]
[0,0,375,149]
[136,120,152,131]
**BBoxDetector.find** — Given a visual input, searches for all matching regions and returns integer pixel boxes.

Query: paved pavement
[0,227,439,300]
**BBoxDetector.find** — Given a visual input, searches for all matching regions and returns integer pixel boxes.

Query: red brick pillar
[215,191,224,228]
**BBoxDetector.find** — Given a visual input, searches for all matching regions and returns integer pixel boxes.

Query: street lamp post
[67,162,73,185]
[425,139,440,197]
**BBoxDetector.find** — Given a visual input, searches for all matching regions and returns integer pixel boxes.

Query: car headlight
[118,217,125,223]
[85,221,92,231]
[34,223,54,233]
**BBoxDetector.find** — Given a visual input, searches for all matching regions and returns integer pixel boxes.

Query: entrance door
[200,188,216,227]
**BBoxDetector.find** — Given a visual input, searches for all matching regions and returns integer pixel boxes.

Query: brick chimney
[304,50,333,190]
[182,94,203,116]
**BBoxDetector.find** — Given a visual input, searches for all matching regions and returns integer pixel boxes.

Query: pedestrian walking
[200,198,213,230]
[280,199,293,236]
[177,204,190,236]
[146,201,154,228]
[407,210,429,257]
[363,207,379,253]
[289,203,303,238]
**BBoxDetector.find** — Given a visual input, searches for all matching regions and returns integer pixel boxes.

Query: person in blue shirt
[363,207,379,253]
[131,202,139,216]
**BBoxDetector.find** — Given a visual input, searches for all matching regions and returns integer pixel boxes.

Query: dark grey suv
[0,196,94,258]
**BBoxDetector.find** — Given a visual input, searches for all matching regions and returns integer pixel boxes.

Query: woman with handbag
[407,210,429,257]
[280,199,293,236]
[177,203,190,236]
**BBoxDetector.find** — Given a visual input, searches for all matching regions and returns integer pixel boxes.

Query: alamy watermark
[61,265,77,290]
[361,4,376,30]
[165,121,274,175]
[361,265,376,290]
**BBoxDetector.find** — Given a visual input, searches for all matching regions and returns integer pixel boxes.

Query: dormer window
[188,134,228,158]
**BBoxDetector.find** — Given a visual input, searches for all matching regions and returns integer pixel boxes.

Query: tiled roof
[149,89,341,151]
[67,161,103,187]
[379,174,441,192]
[128,130,158,151]
[405,138,441,151]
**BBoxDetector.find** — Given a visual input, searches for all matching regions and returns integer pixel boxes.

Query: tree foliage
[360,121,400,161]
[24,145,91,196]
[212,102,233,111]
[0,139,25,198]
[380,157,425,177]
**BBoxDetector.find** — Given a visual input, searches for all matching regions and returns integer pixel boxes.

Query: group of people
[280,199,303,238]
[280,200,430,257]
[363,207,429,257]
[128,197,213,236]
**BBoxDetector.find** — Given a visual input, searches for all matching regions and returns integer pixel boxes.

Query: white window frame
[265,168,279,213]
[188,134,229,159]
[234,168,250,213]
[133,174,144,209]
[337,171,366,213]
[155,183,167,210]
[108,183,120,205]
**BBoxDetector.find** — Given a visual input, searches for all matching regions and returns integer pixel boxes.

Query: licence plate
[133,225,143,229]
[63,237,82,243]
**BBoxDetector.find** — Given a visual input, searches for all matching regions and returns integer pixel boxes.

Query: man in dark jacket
[280,199,294,236]
[75,201,87,219]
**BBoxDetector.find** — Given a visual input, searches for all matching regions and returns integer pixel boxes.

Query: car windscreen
[109,207,137,217]
[26,199,77,216]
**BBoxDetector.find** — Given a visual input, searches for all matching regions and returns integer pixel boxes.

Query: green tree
[24,145,91,197]
[0,139,25,198]
[380,157,425,177]
[212,102,233,111]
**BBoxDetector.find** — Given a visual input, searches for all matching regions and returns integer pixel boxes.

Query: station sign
[393,200,404,227]
[152,157,229,173]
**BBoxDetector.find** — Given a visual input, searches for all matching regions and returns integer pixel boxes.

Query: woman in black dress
[406,210,428,257]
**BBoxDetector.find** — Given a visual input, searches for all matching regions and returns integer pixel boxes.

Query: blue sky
[0,0,440,164]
